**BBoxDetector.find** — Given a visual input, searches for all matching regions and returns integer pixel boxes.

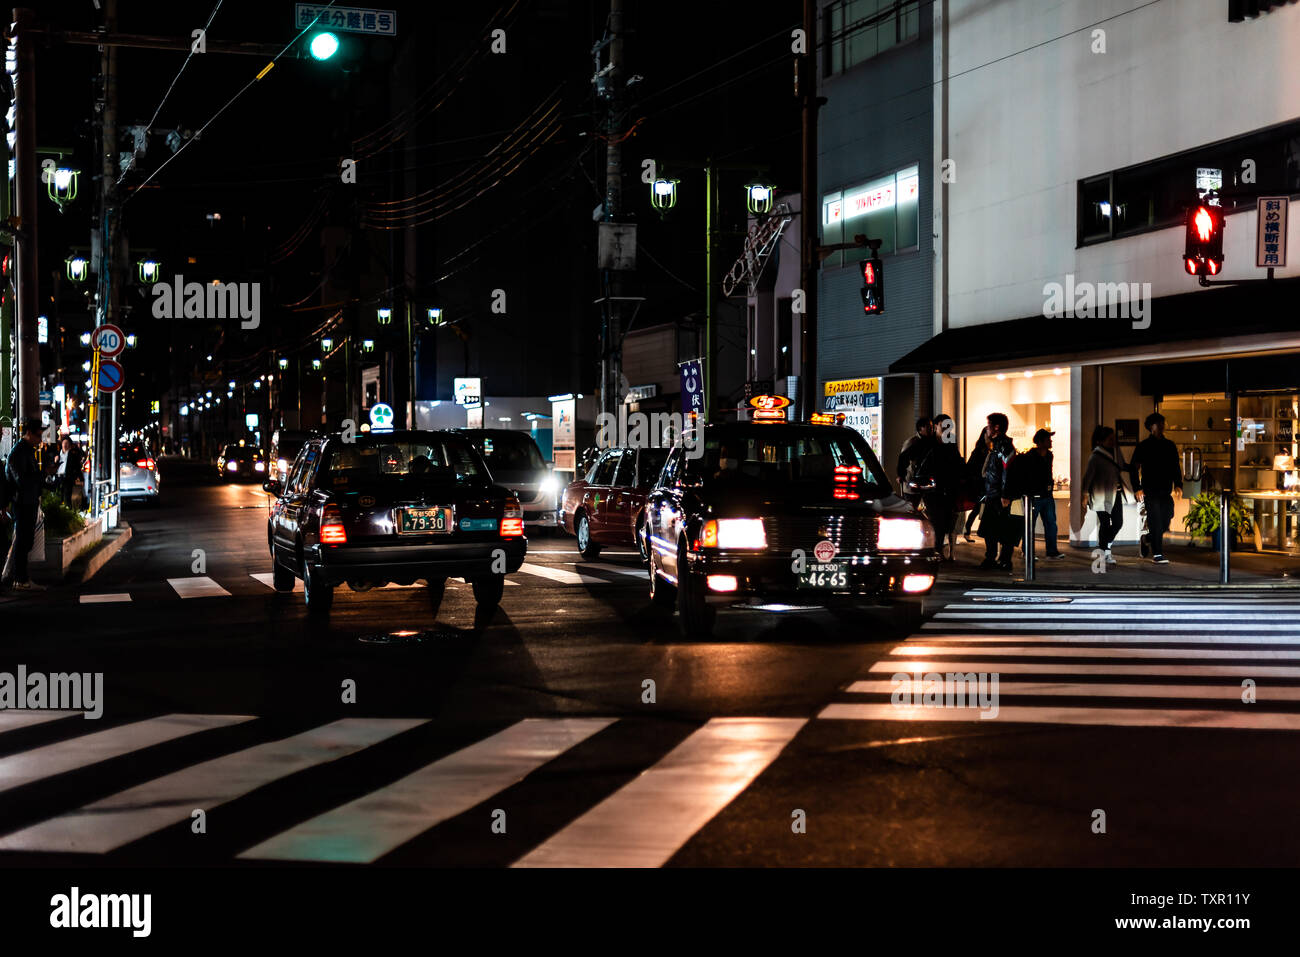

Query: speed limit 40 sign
[93,324,126,358]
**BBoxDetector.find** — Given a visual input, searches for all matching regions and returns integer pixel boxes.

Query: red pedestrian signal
[1184,204,1224,276]
[860,255,884,314]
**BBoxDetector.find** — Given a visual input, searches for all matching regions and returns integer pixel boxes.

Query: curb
[75,521,133,583]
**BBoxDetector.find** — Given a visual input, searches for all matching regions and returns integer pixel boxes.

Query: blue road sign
[97,359,124,393]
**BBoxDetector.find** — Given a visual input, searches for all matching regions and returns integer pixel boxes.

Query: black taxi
[643,406,939,637]
[264,430,527,623]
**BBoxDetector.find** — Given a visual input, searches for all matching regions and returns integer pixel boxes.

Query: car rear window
[475,432,544,472]
[689,426,892,496]
[318,438,487,490]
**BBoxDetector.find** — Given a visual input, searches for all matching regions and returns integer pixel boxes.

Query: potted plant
[1182,492,1254,549]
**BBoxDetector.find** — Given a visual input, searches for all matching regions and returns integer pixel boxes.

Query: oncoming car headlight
[878,517,934,551]
[539,474,561,498]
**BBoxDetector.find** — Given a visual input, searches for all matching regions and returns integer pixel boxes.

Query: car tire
[271,549,296,593]
[676,543,715,639]
[576,512,601,561]
[648,548,675,608]
[427,576,447,616]
[472,573,505,609]
[303,562,333,616]
[635,514,650,567]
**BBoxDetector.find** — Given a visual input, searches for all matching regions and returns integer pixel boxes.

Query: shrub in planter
[39,491,87,538]
[1182,492,1253,547]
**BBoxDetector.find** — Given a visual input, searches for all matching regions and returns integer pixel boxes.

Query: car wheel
[271,548,295,593]
[676,541,715,638]
[303,562,333,616]
[472,573,505,609]
[648,547,675,608]
[576,512,601,561]
[635,514,650,566]
[426,576,447,615]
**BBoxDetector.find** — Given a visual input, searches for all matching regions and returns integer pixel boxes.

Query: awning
[890,274,1300,375]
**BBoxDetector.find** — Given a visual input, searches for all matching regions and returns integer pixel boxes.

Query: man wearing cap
[1,418,48,593]
[1029,429,1064,559]
[1130,412,1182,564]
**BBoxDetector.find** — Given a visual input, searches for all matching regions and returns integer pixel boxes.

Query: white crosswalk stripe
[0,714,805,866]
[821,589,1300,732]
[166,576,232,598]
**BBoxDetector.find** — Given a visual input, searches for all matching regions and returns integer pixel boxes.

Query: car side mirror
[262,479,282,496]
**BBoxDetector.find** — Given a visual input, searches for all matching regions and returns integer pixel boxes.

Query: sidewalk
[940,536,1300,589]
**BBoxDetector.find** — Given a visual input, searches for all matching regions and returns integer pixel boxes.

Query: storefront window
[963,369,1071,488]
[1155,394,1231,493]
[1236,392,1300,552]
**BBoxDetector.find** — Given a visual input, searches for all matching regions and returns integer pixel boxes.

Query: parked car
[644,419,939,637]
[456,429,559,529]
[264,430,527,622]
[118,441,161,505]
[561,446,669,562]
[217,443,266,482]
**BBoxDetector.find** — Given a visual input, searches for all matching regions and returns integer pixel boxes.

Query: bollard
[1022,494,1035,582]
[1219,488,1231,585]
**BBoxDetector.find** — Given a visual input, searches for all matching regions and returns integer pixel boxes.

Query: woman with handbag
[1081,425,1130,564]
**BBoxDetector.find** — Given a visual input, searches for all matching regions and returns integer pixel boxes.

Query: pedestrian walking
[977,412,1018,571]
[1,418,49,593]
[1082,425,1131,565]
[1130,411,1182,564]
[924,413,964,560]
[962,425,991,542]
[1024,429,1064,559]
[55,436,82,508]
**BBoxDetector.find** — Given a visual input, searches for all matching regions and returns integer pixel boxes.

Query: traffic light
[308,31,340,60]
[1184,203,1225,276]
[859,255,884,315]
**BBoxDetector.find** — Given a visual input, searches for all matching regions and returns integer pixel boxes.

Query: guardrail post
[1022,493,1035,582]
[1220,488,1231,585]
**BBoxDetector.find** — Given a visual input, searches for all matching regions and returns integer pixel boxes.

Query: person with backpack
[1082,424,1131,565]
[962,425,991,542]
[896,417,937,507]
[1,418,48,593]
[977,413,1018,570]
[925,413,964,560]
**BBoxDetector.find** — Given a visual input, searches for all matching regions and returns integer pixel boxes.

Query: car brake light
[136,458,155,470]
[834,464,861,500]
[320,506,347,545]
[501,495,524,537]
[696,518,766,549]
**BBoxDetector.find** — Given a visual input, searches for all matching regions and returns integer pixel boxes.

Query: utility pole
[597,0,625,422]
[798,0,822,422]
[704,160,718,420]
[12,8,39,426]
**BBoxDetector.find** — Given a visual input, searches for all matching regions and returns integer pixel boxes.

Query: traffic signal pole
[12,8,40,426]
[798,0,822,422]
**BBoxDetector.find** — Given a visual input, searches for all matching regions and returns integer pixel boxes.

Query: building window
[821,164,920,267]
[1078,117,1300,246]
[824,0,921,77]
[777,299,793,379]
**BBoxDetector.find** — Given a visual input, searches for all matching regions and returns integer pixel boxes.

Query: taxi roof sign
[748,394,790,422]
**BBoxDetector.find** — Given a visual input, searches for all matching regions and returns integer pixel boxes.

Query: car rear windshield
[475,432,545,472]
[690,426,891,496]
[318,438,487,490]
[121,444,151,460]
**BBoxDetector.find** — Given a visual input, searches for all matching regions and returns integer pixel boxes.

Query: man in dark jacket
[962,425,990,541]
[2,418,48,592]
[896,417,936,506]
[1006,428,1064,559]
[1130,411,1182,564]
[978,412,1018,570]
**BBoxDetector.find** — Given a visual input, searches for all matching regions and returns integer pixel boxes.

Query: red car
[561,446,668,562]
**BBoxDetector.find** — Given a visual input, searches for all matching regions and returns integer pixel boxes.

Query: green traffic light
[309,32,340,61]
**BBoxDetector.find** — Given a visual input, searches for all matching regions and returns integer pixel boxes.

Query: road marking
[936,611,1300,621]
[0,714,254,795]
[167,576,232,598]
[79,594,132,604]
[0,718,425,854]
[239,718,615,863]
[529,550,639,556]
[846,679,1300,701]
[914,633,1300,645]
[890,645,1300,660]
[818,702,1300,731]
[0,711,82,731]
[569,562,646,578]
[517,563,590,585]
[512,717,806,868]
[922,621,1300,632]
[249,573,302,592]
[946,602,1300,611]
[877,659,1300,678]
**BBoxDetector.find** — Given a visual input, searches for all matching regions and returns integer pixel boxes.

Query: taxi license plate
[399,507,453,534]
[797,562,848,589]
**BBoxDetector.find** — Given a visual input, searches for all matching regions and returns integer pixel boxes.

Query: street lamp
[46,167,78,210]
[137,259,161,283]
[126,334,137,348]
[650,176,679,212]
[312,359,322,370]
[65,256,89,282]
[278,358,288,369]
[427,307,443,325]
[79,332,91,346]
[321,337,333,351]
[81,360,91,372]
[377,308,392,325]
[745,183,775,215]
[362,339,375,352]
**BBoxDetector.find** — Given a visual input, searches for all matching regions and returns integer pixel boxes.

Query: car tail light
[902,574,934,594]
[878,517,932,551]
[136,458,155,470]
[320,506,347,545]
[834,464,861,500]
[696,518,766,550]
[706,574,738,592]
[501,495,524,537]
[226,460,238,472]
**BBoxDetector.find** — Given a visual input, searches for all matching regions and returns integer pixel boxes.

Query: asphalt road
[2,457,1299,867]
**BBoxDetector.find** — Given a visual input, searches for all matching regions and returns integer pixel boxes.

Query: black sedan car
[264,430,527,620]
[644,420,939,637]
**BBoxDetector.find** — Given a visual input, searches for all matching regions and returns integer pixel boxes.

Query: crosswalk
[0,711,796,866]
[76,561,648,603]
[819,588,1300,731]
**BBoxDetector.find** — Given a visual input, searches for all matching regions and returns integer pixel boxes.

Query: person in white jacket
[1081,425,1131,564]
